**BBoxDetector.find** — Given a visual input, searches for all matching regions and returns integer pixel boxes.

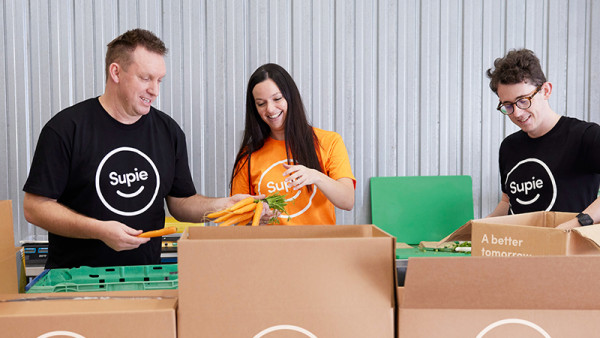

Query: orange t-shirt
[231,128,356,225]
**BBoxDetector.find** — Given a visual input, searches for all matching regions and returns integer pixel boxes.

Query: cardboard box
[0,290,178,337]
[398,255,600,337]
[0,200,23,293]
[178,224,396,338]
[442,211,600,256]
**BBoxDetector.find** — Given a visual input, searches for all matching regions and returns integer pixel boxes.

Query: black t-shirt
[499,116,600,214]
[23,98,196,268]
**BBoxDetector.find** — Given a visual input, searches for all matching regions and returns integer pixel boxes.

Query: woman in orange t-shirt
[230,63,356,225]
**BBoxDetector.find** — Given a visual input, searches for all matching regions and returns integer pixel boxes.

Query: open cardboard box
[398,255,600,337]
[0,199,178,336]
[177,224,397,338]
[441,211,600,256]
[0,290,177,337]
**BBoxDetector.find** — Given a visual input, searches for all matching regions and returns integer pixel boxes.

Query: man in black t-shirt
[23,29,266,268]
[485,49,600,229]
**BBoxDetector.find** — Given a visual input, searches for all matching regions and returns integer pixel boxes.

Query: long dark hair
[230,63,322,193]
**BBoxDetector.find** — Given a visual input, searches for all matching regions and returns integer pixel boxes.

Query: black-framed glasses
[496,85,543,115]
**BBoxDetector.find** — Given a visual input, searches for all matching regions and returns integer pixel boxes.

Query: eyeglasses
[496,85,543,115]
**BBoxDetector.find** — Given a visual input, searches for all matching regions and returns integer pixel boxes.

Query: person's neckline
[526,115,564,139]
[98,95,145,125]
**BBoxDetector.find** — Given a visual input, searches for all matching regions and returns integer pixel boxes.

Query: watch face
[577,213,594,226]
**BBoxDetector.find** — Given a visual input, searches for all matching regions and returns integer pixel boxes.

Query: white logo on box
[254,324,317,338]
[476,318,551,337]
[37,331,86,338]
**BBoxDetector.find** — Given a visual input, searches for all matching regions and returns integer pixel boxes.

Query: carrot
[232,202,258,214]
[219,212,254,227]
[213,211,236,223]
[235,213,255,226]
[206,209,229,219]
[228,197,256,211]
[138,226,177,238]
[252,202,263,226]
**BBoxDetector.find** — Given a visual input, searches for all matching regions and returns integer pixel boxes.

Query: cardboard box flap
[0,247,21,293]
[572,224,600,250]
[439,220,472,243]
[545,211,577,225]
[402,256,600,310]
[0,295,178,314]
[474,211,575,228]
[0,201,14,251]
[185,223,382,240]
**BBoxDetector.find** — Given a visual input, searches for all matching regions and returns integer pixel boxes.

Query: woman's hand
[282,163,355,211]
[282,163,323,190]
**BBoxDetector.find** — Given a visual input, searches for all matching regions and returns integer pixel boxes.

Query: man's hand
[98,220,150,251]
[555,218,580,230]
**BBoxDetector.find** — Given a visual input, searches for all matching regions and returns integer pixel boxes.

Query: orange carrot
[138,226,177,238]
[252,202,263,226]
[213,212,236,223]
[228,197,255,211]
[206,209,229,219]
[235,213,255,226]
[219,212,254,227]
[232,202,258,214]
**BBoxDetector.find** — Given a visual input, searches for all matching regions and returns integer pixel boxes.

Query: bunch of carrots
[206,193,289,226]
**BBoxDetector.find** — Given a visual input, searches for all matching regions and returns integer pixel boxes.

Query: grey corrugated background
[1,0,599,244]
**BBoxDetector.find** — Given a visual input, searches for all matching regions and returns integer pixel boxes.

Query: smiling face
[112,46,166,123]
[252,78,288,140]
[497,81,554,138]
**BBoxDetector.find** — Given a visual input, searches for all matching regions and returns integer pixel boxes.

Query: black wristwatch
[576,213,594,226]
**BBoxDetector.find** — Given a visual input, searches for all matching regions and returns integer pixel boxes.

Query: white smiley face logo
[254,325,317,338]
[95,147,160,217]
[257,159,317,220]
[505,158,557,213]
[37,331,86,338]
[476,318,551,337]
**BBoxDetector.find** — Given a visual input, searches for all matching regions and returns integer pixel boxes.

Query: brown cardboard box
[398,256,600,337]
[0,290,178,337]
[178,224,396,338]
[442,211,600,256]
[0,200,22,293]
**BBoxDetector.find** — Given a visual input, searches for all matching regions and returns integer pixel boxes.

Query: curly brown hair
[486,49,546,94]
[105,28,168,81]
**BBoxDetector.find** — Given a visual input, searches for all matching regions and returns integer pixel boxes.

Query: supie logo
[258,159,317,220]
[95,147,160,216]
[505,158,556,214]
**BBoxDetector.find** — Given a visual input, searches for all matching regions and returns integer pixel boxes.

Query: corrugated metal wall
[1,0,599,244]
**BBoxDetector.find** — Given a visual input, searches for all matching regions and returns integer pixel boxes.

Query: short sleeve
[23,125,72,199]
[581,123,600,173]
[167,126,197,198]
[322,132,356,189]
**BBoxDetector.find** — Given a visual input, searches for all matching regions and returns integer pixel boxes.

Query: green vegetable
[456,241,471,248]
[260,192,291,224]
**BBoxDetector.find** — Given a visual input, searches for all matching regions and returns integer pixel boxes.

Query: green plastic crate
[26,264,178,293]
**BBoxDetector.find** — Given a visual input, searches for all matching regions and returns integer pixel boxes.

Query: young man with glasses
[486,48,600,229]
